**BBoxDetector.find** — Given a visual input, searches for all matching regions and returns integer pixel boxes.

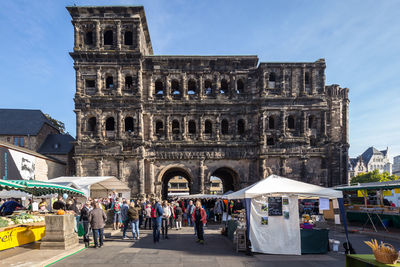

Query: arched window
[268,116,275,129]
[237,119,245,135]
[171,80,181,98]
[204,120,212,134]
[125,76,133,89]
[106,117,115,131]
[308,115,316,129]
[237,79,244,94]
[220,79,228,94]
[125,117,134,132]
[204,80,212,95]
[188,120,196,134]
[124,31,133,45]
[268,72,276,88]
[88,117,96,132]
[172,120,180,134]
[85,31,93,45]
[188,79,197,95]
[287,115,295,129]
[155,80,164,96]
[267,137,275,146]
[155,120,164,135]
[106,76,114,89]
[305,72,311,93]
[221,119,229,135]
[104,30,113,45]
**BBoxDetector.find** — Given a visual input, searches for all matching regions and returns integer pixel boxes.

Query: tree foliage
[45,114,65,134]
[350,169,399,185]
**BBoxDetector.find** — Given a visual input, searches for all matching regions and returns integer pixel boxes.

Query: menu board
[268,197,282,216]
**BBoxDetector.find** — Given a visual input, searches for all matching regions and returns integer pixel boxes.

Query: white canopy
[179,193,225,199]
[49,176,130,198]
[228,174,343,199]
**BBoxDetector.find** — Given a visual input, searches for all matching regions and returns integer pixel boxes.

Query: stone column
[290,68,296,96]
[149,160,155,195]
[301,111,307,137]
[149,75,154,100]
[74,157,82,177]
[138,69,143,98]
[139,111,144,139]
[117,110,122,139]
[280,110,286,136]
[149,114,154,141]
[183,116,187,140]
[199,76,204,100]
[96,67,103,95]
[75,109,82,140]
[166,76,171,100]
[95,20,101,49]
[311,67,317,95]
[300,67,306,96]
[262,111,267,148]
[97,113,103,139]
[199,115,203,140]
[75,67,82,96]
[199,159,205,193]
[116,21,121,50]
[117,157,124,180]
[322,110,327,137]
[116,67,122,96]
[139,159,145,196]
[216,115,220,141]
[166,115,171,141]
[280,156,288,176]
[262,158,268,179]
[182,74,188,100]
[73,24,80,50]
[97,157,104,176]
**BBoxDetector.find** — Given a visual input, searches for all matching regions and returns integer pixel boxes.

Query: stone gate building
[67,6,349,198]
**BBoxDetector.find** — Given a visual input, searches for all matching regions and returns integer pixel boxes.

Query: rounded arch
[208,166,240,193]
[157,165,194,200]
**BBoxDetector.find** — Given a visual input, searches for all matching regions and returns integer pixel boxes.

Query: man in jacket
[151,198,163,243]
[127,202,140,239]
[120,199,130,239]
[89,202,107,248]
[186,200,195,227]
[193,200,207,244]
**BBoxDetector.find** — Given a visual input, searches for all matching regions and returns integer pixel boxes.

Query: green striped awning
[5,180,85,196]
[0,180,26,191]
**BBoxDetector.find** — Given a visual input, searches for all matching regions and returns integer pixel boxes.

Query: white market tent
[227,174,343,255]
[179,193,225,199]
[49,176,131,199]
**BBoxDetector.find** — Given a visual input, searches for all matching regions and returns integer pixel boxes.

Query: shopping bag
[78,223,85,237]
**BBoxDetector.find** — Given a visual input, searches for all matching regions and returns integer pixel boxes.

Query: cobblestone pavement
[50,225,400,267]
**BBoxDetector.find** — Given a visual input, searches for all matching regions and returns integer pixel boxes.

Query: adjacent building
[393,155,400,176]
[68,6,349,199]
[349,147,392,181]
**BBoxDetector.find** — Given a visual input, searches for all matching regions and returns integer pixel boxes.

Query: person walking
[151,198,163,243]
[111,197,122,230]
[193,200,207,244]
[161,200,171,239]
[214,199,224,223]
[174,203,183,230]
[127,202,140,240]
[168,203,175,229]
[144,203,152,229]
[186,200,195,227]
[79,200,92,247]
[89,202,107,248]
[121,199,130,240]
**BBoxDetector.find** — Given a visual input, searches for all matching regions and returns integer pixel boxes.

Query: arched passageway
[209,167,240,193]
[161,167,192,200]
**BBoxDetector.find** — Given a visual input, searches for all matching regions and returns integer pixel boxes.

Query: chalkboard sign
[268,197,282,216]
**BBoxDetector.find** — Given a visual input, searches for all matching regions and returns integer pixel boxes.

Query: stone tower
[67,6,349,199]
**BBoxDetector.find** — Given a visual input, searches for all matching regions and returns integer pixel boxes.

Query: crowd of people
[0,194,244,248]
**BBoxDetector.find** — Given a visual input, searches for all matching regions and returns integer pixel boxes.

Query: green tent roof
[0,180,26,191]
[334,179,400,191]
[3,180,85,196]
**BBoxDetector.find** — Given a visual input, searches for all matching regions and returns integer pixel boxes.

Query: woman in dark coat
[79,200,92,247]
[174,203,183,230]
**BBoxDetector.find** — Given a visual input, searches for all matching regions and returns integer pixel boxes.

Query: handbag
[78,222,85,237]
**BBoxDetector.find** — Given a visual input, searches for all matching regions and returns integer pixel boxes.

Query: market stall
[227,174,345,255]
[49,176,131,199]
[335,180,400,230]
[0,180,85,251]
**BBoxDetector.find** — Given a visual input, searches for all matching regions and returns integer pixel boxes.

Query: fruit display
[57,209,65,215]
[10,214,45,225]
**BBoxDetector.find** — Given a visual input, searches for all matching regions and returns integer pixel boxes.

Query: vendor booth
[0,180,85,251]
[228,174,345,255]
[49,176,131,199]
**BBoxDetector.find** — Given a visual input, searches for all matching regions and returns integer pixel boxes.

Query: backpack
[113,202,121,212]
[151,204,160,218]
[128,207,139,220]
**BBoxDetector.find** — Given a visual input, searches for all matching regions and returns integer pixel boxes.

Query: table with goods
[300,214,330,254]
[346,239,400,266]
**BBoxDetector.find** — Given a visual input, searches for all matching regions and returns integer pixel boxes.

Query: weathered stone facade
[67,6,349,198]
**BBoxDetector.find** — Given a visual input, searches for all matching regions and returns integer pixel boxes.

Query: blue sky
[1,0,399,160]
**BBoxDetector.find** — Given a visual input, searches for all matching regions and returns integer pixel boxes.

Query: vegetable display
[10,214,45,225]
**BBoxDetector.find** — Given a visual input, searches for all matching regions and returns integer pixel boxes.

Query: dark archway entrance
[210,167,239,193]
[161,167,192,200]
